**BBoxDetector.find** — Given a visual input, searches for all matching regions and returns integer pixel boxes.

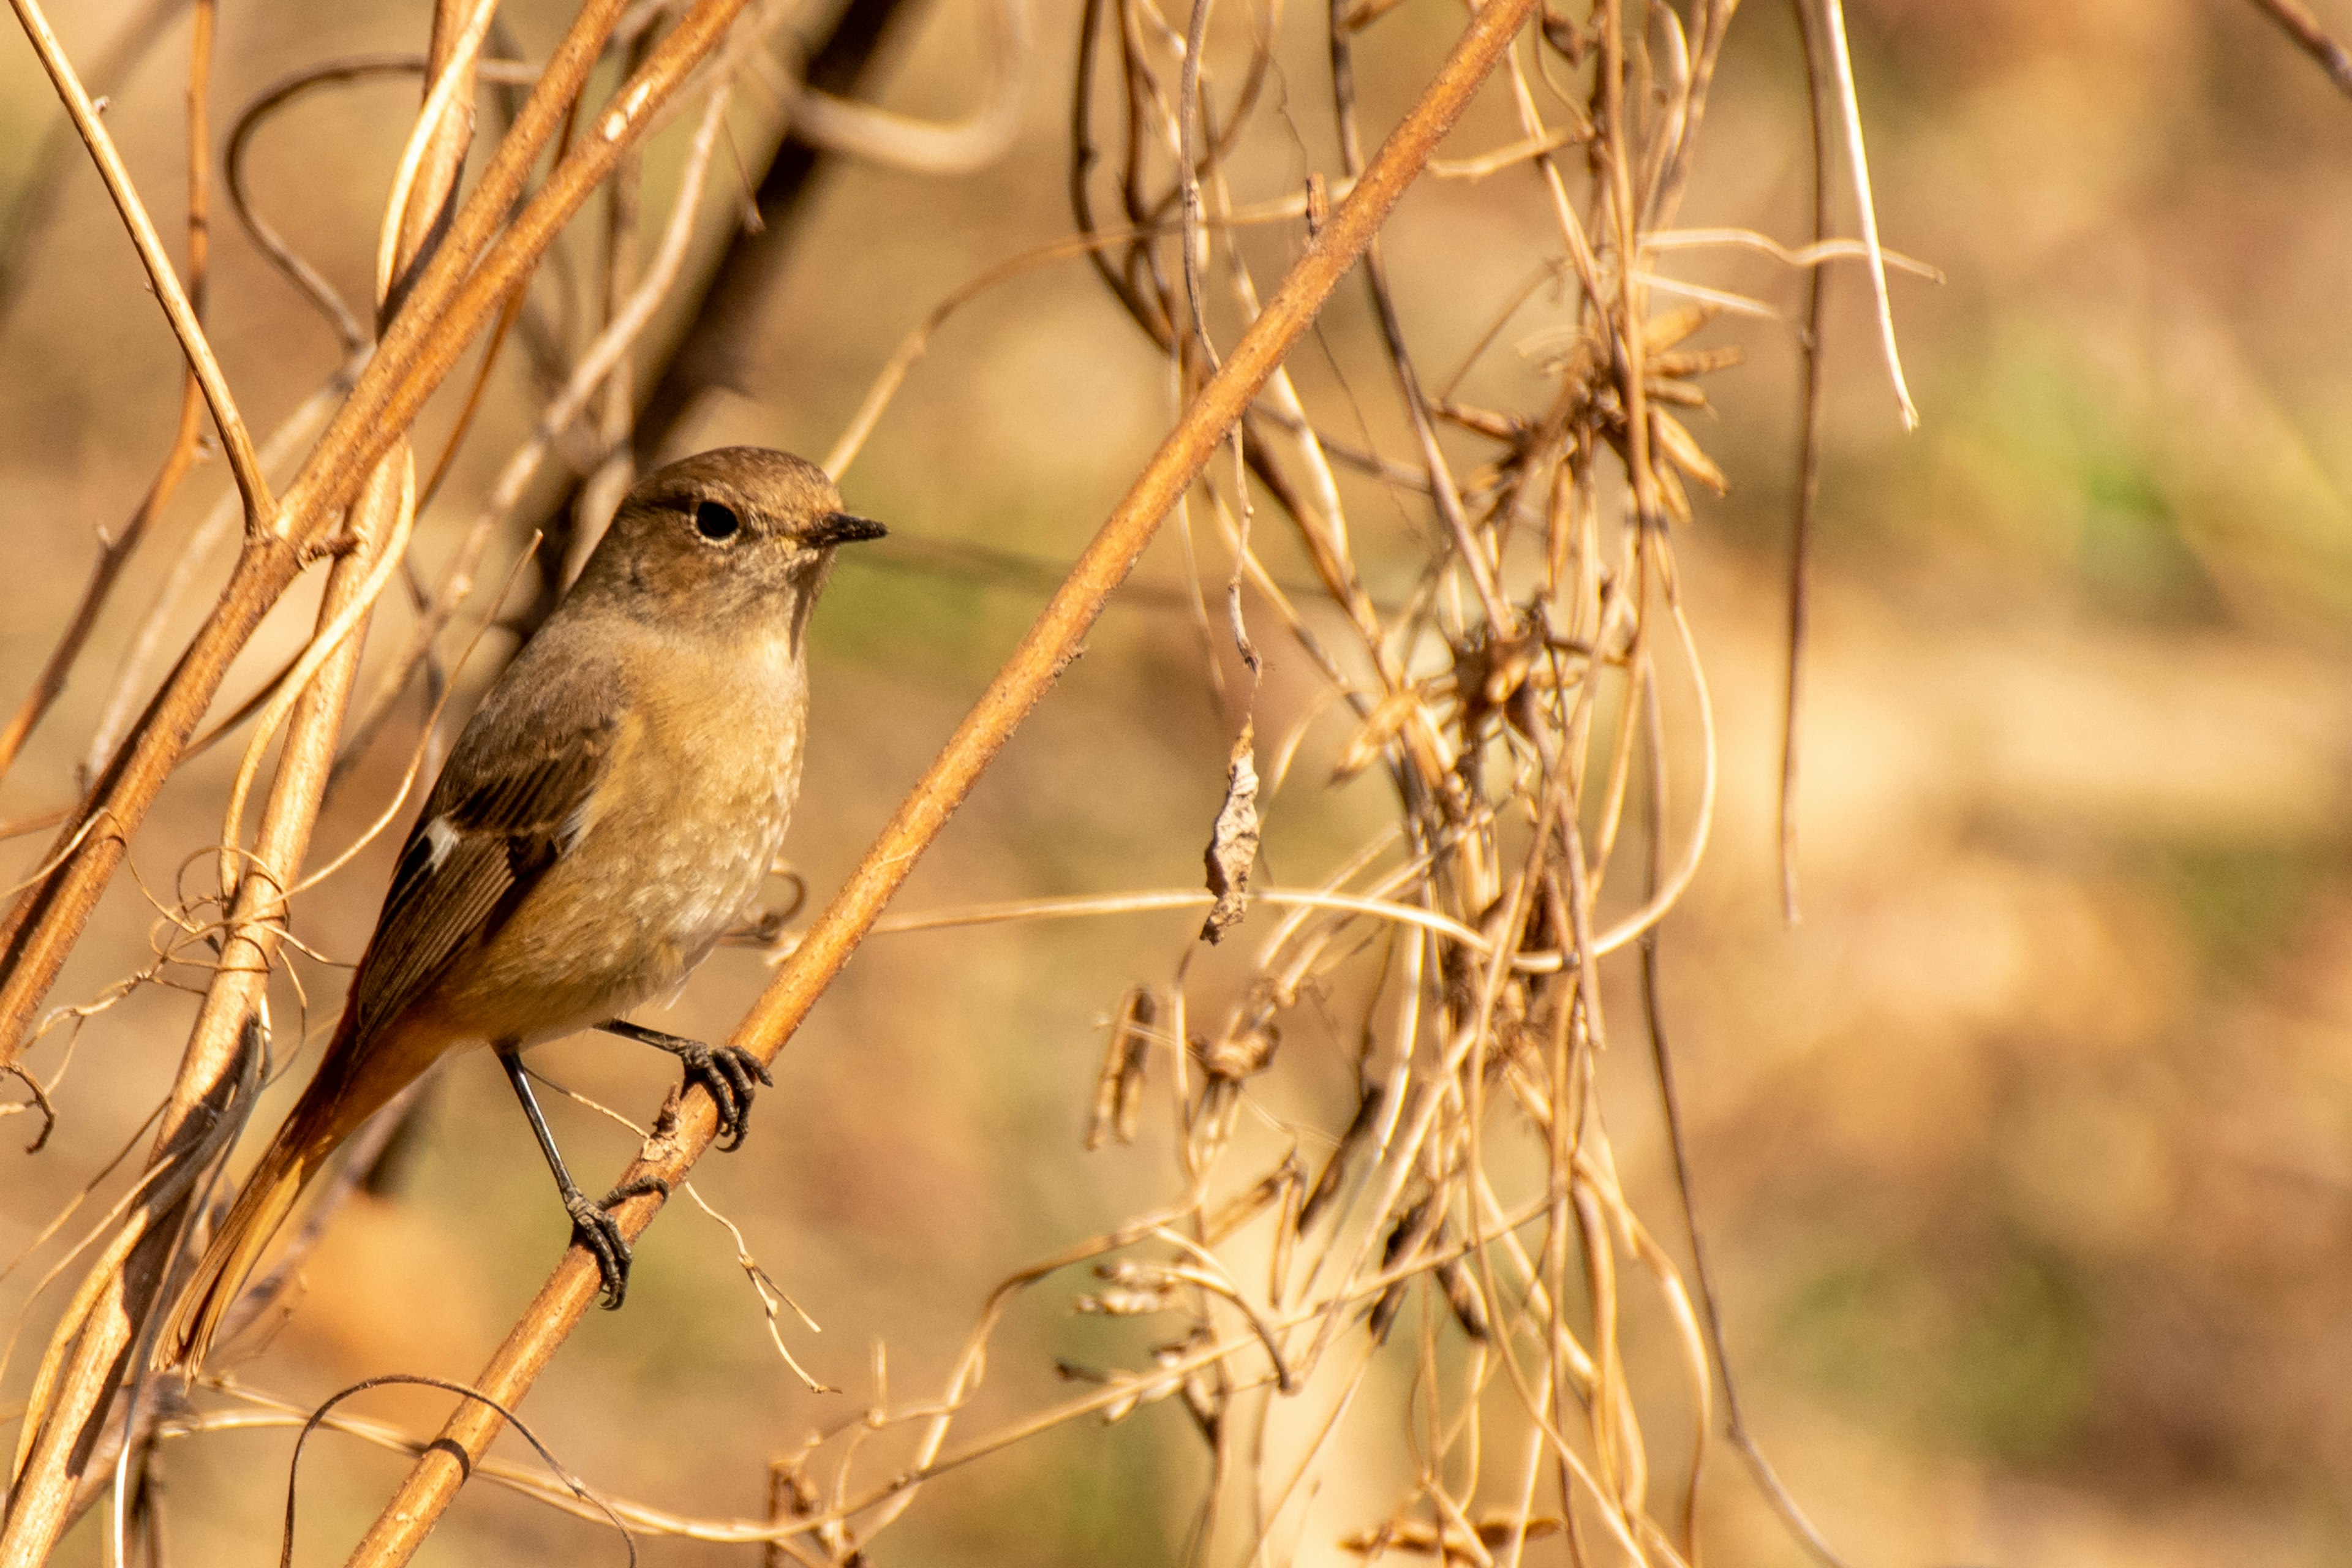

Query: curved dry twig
[277,1374,636,1568]
[228,54,429,353]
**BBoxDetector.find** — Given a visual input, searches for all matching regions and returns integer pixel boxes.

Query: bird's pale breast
[429,634,808,1046]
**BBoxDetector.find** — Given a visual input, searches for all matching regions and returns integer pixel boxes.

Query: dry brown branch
[276,1374,636,1568]
[339,1,1544,1556]
[78,360,363,787]
[1780,0,1835,924]
[611,0,920,469]
[2246,0,2352,98]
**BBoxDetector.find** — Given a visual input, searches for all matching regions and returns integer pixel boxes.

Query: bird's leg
[595,1019,773,1152]
[497,1046,668,1310]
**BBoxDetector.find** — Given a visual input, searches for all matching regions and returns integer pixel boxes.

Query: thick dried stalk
[342,0,1542,1557]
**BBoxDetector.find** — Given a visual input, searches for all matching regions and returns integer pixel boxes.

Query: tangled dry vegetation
[0,0,2195,1559]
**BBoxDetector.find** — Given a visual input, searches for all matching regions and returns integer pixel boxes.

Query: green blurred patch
[1935,330,2229,625]
[2074,442,2230,625]
[818,541,1027,688]
[2132,838,2339,980]
[1777,1227,2098,1468]
[901,1329,1191,1566]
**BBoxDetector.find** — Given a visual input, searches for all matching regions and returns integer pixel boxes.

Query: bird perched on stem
[165,447,883,1369]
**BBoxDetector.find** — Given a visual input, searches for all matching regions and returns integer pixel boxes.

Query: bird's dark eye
[694,500,741,542]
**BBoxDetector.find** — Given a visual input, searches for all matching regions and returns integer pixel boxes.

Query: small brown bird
[165,447,882,1368]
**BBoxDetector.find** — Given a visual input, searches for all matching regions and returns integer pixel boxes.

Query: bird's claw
[567,1175,671,1309]
[676,1042,774,1152]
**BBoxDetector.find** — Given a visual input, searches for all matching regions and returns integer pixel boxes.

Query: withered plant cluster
[0,0,1933,1561]
[817,0,1842,1564]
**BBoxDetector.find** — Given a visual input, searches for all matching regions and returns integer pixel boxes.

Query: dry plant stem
[207,1185,1544,1552]
[0,0,216,790]
[0,538,295,1079]
[1645,0,1740,227]
[263,0,633,537]
[344,1,1543,1557]
[9,1096,418,1540]
[618,0,919,465]
[785,0,1031,173]
[568,57,647,587]
[1811,0,1914,427]
[2245,0,2352,99]
[0,0,741,1070]
[0,388,202,792]
[1780,0,1832,925]
[1599,0,1662,533]
[0,1083,245,1546]
[6,0,268,521]
[345,74,729,761]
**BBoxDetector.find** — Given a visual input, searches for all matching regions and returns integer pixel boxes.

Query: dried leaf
[1084,1261,1191,1320]
[1435,1256,1490,1341]
[1540,10,1586,64]
[1332,689,1420,782]
[1643,300,1721,352]
[1651,409,1727,493]
[1195,1020,1279,1082]
[1200,722,1260,943]
[1480,635,1536,709]
[1340,1517,1562,1561]
[1086,987,1155,1150]
[1076,1287,1178,1317]
[1651,343,1745,377]
[1203,1156,1298,1243]
[1645,378,1710,409]
[1652,460,1693,526]
[1433,400,1523,442]
[1367,1194,1442,1341]
[1297,1082,1385,1234]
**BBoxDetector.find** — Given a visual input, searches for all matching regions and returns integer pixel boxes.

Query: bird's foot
[567,1175,671,1310]
[680,1042,773,1151]
[600,1021,775,1150]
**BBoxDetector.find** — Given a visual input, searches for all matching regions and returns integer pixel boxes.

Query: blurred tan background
[5,0,2352,1562]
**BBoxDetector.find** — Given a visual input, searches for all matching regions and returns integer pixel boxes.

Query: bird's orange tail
[162,1034,385,1371]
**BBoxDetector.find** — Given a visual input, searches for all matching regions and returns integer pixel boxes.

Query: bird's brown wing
[343,666,628,1048]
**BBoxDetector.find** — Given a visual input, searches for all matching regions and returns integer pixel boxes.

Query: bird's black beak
[807,512,887,547]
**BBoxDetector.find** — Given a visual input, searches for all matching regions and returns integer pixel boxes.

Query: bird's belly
[433,762,796,1047]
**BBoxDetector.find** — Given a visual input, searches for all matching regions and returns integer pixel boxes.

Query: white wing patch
[559,793,598,855]
[422,814,461,870]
